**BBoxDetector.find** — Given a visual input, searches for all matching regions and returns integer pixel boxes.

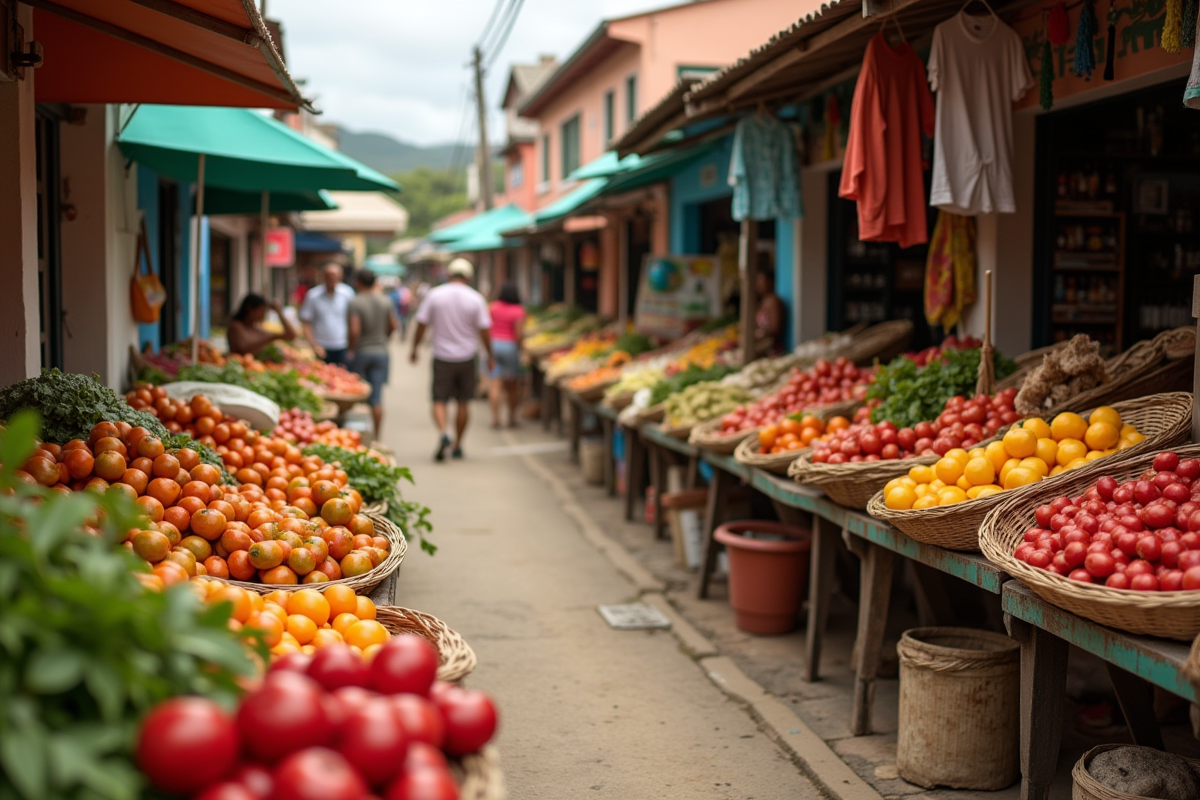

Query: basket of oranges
[734,415,840,475]
[867,393,1192,551]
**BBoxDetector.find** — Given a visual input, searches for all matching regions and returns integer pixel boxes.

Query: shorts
[432,357,477,403]
[321,347,349,367]
[490,340,521,380]
[351,351,389,407]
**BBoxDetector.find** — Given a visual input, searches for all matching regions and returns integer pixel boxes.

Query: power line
[475,0,509,50]
[484,0,526,69]
[447,85,475,189]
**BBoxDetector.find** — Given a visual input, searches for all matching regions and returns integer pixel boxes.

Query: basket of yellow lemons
[867,393,1192,551]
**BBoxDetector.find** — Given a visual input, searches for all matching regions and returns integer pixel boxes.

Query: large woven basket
[1071,744,1200,800]
[214,511,406,595]
[791,449,942,510]
[839,319,914,366]
[457,746,506,800]
[980,442,1200,641]
[659,420,697,440]
[603,390,636,411]
[375,606,477,682]
[567,381,614,403]
[868,393,1193,551]
[733,435,807,475]
[636,402,667,424]
[689,417,757,453]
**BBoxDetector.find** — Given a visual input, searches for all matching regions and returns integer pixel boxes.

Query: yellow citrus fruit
[998,458,1023,486]
[1089,406,1122,427]
[311,628,344,648]
[271,642,301,657]
[930,479,946,491]
[286,614,318,645]
[1084,422,1119,451]
[1117,439,1137,451]
[974,486,1004,499]
[1123,431,1146,446]
[332,612,361,636]
[1066,457,1089,470]
[885,486,917,510]
[300,644,316,656]
[324,584,359,618]
[354,596,377,620]
[286,589,331,628]
[985,441,1009,472]
[956,475,973,491]
[1003,467,1040,490]
[935,457,965,485]
[1022,418,1052,440]
[938,486,968,505]
[913,495,939,509]
[968,447,986,460]
[1084,449,1106,462]
[279,632,300,648]
[344,619,389,650]
[1003,428,1037,459]
[1034,438,1057,467]
[945,448,971,466]
[964,457,996,486]
[362,643,384,663]
[885,477,907,494]
[914,483,931,498]
[1050,465,1065,476]
[1120,424,1138,439]
[1051,412,1088,442]
[1056,438,1087,466]
[1019,457,1050,477]
[909,465,935,484]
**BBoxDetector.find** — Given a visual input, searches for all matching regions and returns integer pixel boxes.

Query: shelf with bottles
[1054,165,1121,209]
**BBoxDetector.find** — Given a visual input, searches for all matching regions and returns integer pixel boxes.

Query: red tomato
[137,697,240,794]
[390,694,446,749]
[236,672,332,763]
[271,747,367,800]
[404,742,449,772]
[307,644,371,691]
[195,783,260,800]
[271,652,313,675]
[228,764,274,798]
[433,686,498,756]
[337,701,409,787]
[371,637,440,697]
[385,766,459,800]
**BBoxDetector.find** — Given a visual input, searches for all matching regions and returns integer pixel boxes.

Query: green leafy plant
[301,443,435,555]
[648,363,737,406]
[868,348,1017,428]
[176,362,322,415]
[0,412,262,800]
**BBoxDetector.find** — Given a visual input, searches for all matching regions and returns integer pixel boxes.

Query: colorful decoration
[1074,0,1098,79]
[1163,0,1183,52]
[1048,1,1072,43]
[924,211,977,330]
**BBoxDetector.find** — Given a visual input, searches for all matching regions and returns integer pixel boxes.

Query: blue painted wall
[667,132,798,349]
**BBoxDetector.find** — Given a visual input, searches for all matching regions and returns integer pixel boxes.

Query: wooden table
[1002,581,1198,800]
[593,403,619,497]
[638,424,700,540]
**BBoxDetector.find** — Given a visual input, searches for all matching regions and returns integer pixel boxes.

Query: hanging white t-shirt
[927,12,1033,215]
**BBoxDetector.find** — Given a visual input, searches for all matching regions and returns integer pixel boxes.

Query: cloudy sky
[271,0,656,146]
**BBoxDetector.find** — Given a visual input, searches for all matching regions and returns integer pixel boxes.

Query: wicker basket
[375,606,477,683]
[603,391,635,411]
[567,381,614,403]
[869,393,1193,552]
[689,417,757,453]
[733,435,806,475]
[1071,744,1200,799]
[839,319,914,366]
[792,450,942,510]
[214,511,407,595]
[980,443,1200,641]
[457,746,506,800]
[1033,335,1184,416]
[637,402,667,424]
[361,500,388,516]
[659,420,697,440]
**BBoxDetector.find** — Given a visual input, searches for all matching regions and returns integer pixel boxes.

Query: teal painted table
[638,424,700,540]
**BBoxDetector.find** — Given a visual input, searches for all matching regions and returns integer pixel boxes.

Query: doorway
[209,229,233,330]
[35,108,63,370]
[158,179,180,345]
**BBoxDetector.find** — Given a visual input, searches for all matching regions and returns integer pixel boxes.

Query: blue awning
[294,231,346,253]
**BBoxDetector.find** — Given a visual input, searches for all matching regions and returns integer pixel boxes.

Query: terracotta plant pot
[714,520,812,635]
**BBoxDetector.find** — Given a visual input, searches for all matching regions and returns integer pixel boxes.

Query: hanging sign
[634,254,723,339]
[265,227,295,267]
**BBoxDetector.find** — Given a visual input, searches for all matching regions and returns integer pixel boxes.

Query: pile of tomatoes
[137,635,498,800]
[721,358,873,435]
[809,388,1020,465]
[1014,451,1200,591]
[274,408,365,450]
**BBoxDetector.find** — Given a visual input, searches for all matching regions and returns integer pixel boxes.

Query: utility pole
[472,46,495,211]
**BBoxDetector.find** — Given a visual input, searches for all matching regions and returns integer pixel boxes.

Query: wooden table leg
[1106,663,1165,750]
[1005,615,1069,800]
[541,380,552,432]
[804,515,838,683]
[652,445,669,540]
[624,431,644,522]
[849,539,895,736]
[698,468,733,600]
[602,417,616,497]
[568,398,581,464]
[685,456,699,489]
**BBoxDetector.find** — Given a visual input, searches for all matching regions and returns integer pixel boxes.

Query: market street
[380,347,820,800]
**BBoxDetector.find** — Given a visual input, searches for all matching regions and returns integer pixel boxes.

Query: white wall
[106,106,142,389]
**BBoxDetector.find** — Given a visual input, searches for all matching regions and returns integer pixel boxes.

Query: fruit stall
[0,369,502,800]
[549,298,1200,797]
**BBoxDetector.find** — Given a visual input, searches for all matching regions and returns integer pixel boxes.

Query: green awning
[451,228,524,252]
[600,143,717,195]
[429,204,531,244]
[118,105,400,194]
[531,179,608,225]
[201,188,338,216]
[568,151,644,180]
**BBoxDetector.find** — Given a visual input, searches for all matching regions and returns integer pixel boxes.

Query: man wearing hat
[410,258,495,461]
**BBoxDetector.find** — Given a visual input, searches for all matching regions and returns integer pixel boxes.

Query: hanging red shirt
[838,33,936,249]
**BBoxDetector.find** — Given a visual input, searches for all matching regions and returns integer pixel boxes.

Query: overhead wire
[475,0,510,51]
[484,0,526,69]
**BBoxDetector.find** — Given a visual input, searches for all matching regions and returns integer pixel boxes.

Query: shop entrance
[209,230,233,330]
[1033,78,1200,352]
[35,108,64,370]
[624,214,651,318]
[157,179,181,345]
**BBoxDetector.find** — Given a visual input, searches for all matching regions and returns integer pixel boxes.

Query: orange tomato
[343,619,388,650]
[324,584,358,618]
[286,589,332,627]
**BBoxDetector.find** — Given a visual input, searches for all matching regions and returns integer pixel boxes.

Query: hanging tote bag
[130,217,166,324]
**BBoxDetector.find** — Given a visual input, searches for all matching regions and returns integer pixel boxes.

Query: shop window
[625,74,638,123]
[604,90,615,143]
[510,160,524,189]
[209,230,233,330]
[539,133,550,186]
[560,115,580,180]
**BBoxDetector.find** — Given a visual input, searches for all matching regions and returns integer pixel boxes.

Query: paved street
[379,347,820,799]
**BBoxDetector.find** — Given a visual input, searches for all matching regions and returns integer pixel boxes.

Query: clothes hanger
[959,0,997,17]
[879,14,908,43]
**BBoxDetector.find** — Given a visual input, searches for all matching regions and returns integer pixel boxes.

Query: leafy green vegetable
[648,363,737,406]
[175,362,322,415]
[0,369,166,445]
[868,348,1017,428]
[699,312,738,333]
[301,444,436,556]
[0,412,262,800]
[613,332,654,358]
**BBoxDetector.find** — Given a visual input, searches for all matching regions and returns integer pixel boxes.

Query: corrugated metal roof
[612,77,700,156]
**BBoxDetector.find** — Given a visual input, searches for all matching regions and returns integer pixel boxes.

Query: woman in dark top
[754,267,786,355]
[227,294,296,355]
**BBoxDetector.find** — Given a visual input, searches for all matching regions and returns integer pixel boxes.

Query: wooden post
[190,153,206,365]
[258,190,269,293]
[1192,275,1200,443]
[563,236,576,307]
[739,219,758,365]
[617,216,629,326]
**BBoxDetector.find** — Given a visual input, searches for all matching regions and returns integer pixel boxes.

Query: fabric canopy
[118,105,399,193]
[531,179,608,225]
[600,143,717,196]
[31,0,307,109]
[294,231,347,253]
[429,204,532,244]
[568,151,645,180]
[201,188,337,215]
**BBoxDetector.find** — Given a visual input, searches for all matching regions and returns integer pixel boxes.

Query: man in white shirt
[299,262,356,365]
[410,258,495,461]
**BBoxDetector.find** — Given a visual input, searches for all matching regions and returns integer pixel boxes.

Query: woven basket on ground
[838,319,914,366]
[733,435,806,475]
[868,393,1193,551]
[980,442,1200,641]
[1071,744,1200,800]
[689,417,757,453]
[457,746,506,800]
[375,606,477,682]
[215,511,406,595]
[567,382,613,403]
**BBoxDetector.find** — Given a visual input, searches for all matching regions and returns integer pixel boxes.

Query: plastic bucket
[714,520,811,635]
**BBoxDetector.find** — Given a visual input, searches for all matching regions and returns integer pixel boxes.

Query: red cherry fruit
[236,671,331,763]
[307,644,371,691]
[1084,551,1116,578]
[271,747,368,800]
[1160,570,1185,591]
[370,636,440,697]
[1068,569,1093,583]
[404,742,449,772]
[1182,566,1200,590]
[1105,572,1132,590]
[1095,476,1117,501]
[137,697,240,794]
[1130,573,1160,591]
[271,652,313,675]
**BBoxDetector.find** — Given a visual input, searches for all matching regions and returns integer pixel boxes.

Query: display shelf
[1049,210,1125,349]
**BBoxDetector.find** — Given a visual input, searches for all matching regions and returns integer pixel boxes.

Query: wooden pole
[563,235,576,307]
[190,153,206,365]
[1191,275,1200,443]
[739,218,758,366]
[617,216,629,326]
[258,190,269,293]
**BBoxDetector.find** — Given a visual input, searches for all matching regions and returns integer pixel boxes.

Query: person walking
[409,258,494,461]
[487,281,526,429]
[299,262,355,365]
[388,281,413,341]
[347,269,398,439]
[226,294,297,355]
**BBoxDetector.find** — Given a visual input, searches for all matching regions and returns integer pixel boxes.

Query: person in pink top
[488,282,526,429]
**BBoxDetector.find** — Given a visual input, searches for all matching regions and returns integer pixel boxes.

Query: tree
[389,167,468,238]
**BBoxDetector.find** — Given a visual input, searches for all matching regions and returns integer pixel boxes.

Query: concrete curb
[517,439,886,800]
